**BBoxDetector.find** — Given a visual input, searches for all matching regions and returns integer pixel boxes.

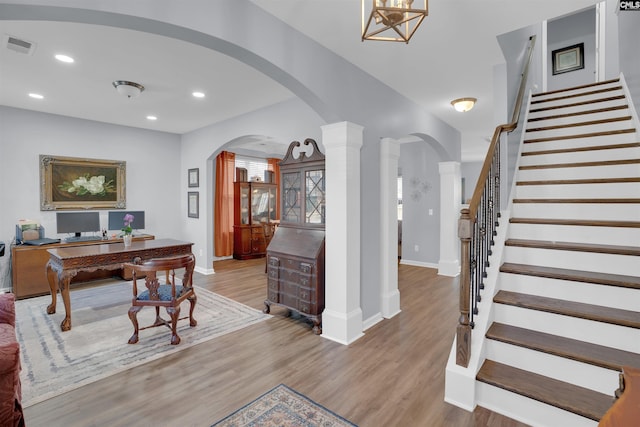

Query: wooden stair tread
[526,115,631,133]
[505,238,640,256]
[493,289,640,328]
[487,323,640,371]
[477,360,613,421]
[523,128,636,144]
[529,95,626,113]
[509,218,640,228]
[521,142,640,156]
[530,86,622,105]
[530,79,619,97]
[500,263,640,290]
[519,158,640,170]
[513,198,640,204]
[527,105,628,123]
[517,177,640,185]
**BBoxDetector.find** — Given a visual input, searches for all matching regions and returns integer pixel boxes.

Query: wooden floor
[23,258,529,427]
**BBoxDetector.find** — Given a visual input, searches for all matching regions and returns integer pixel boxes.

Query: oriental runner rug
[15,281,270,407]
[212,384,357,427]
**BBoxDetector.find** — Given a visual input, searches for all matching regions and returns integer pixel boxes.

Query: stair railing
[456,35,536,367]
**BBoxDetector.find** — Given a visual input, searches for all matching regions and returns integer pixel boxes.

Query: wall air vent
[4,34,36,55]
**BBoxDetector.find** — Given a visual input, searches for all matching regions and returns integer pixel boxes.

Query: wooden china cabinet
[264,138,326,334]
[233,179,277,260]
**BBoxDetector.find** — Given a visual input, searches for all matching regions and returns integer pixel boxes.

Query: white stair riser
[531,89,625,109]
[511,203,640,221]
[498,273,639,311]
[502,246,640,276]
[532,83,622,102]
[507,223,640,246]
[515,182,640,198]
[493,304,640,353]
[519,148,640,166]
[528,99,628,120]
[527,108,631,128]
[476,382,598,427]
[524,120,634,140]
[516,163,640,181]
[522,132,639,151]
[485,340,618,394]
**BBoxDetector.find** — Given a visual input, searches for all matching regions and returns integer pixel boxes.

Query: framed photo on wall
[188,191,199,218]
[39,154,126,210]
[552,43,584,75]
[188,168,199,187]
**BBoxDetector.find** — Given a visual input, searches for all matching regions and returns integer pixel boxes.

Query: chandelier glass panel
[362,0,428,43]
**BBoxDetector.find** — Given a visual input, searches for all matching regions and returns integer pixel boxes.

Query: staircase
[475,78,640,427]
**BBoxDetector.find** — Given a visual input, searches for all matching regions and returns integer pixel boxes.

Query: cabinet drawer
[298,287,315,302]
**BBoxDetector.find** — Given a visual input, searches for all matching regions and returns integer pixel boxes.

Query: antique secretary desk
[264,139,326,334]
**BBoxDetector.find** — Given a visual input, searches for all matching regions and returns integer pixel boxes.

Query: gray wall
[547,8,596,91]
[399,141,441,266]
[618,4,640,115]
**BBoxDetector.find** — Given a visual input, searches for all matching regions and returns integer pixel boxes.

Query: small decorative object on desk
[122,213,134,247]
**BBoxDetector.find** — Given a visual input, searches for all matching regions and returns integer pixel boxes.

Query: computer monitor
[56,211,101,238]
[108,211,145,232]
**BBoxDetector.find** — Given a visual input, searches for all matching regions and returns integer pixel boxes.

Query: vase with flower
[122,213,134,247]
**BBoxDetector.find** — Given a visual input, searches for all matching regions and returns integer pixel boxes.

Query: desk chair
[125,254,197,345]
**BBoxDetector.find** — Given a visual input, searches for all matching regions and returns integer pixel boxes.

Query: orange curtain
[267,158,281,220]
[214,151,235,257]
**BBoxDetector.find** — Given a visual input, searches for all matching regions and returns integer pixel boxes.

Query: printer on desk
[15,222,60,246]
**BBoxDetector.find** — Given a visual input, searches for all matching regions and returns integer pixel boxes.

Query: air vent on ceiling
[4,34,36,55]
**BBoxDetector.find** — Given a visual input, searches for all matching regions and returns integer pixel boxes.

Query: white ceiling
[0,1,598,152]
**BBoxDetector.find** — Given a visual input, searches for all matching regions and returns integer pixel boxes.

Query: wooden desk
[11,234,154,299]
[45,238,193,331]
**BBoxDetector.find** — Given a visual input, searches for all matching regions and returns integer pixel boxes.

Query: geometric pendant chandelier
[362,0,428,43]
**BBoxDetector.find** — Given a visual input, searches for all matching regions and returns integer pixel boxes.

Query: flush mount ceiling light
[451,97,477,112]
[362,0,428,43]
[112,80,145,98]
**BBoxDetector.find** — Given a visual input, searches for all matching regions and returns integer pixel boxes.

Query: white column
[321,121,364,345]
[438,161,461,277]
[380,138,401,318]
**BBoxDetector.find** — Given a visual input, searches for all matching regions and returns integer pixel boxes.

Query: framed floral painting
[39,155,126,210]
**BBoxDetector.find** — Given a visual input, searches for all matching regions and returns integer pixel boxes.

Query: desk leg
[46,261,57,315]
[59,276,72,331]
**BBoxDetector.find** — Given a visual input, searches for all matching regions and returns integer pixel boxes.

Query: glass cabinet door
[305,169,325,224]
[282,171,301,223]
[240,185,250,225]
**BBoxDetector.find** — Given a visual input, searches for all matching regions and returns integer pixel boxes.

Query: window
[397,176,403,220]
[235,156,268,182]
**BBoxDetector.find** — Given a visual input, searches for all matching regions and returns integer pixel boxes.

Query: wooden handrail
[456,35,536,368]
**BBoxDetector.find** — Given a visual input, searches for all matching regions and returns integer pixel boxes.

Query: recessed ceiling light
[55,54,74,63]
[192,91,205,98]
[28,93,44,99]
[146,115,157,121]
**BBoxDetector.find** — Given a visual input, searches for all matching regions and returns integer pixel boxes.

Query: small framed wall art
[188,191,199,218]
[552,43,584,75]
[188,168,199,188]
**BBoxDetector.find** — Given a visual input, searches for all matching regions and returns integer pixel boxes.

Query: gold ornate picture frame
[40,155,126,210]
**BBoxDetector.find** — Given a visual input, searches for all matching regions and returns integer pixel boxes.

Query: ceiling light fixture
[112,80,145,98]
[146,115,157,121]
[55,54,74,63]
[28,93,44,99]
[451,97,477,112]
[362,0,428,43]
[192,91,205,98]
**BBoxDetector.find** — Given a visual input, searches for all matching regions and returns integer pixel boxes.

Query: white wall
[0,106,182,289]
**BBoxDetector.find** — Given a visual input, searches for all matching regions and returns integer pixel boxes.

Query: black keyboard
[64,236,102,243]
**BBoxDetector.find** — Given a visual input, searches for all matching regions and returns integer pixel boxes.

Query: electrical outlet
[414,245,419,252]
[428,209,433,215]
[199,249,203,256]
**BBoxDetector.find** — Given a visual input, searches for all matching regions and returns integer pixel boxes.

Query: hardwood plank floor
[23,258,529,427]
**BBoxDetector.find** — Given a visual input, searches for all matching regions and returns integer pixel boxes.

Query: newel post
[456,208,472,367]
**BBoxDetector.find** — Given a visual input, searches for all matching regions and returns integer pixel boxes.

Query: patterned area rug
[212,384,357,427]
[15,281,270,407]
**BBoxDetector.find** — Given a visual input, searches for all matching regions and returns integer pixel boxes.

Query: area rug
[212,384,357,427]
[14,281,270,407]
